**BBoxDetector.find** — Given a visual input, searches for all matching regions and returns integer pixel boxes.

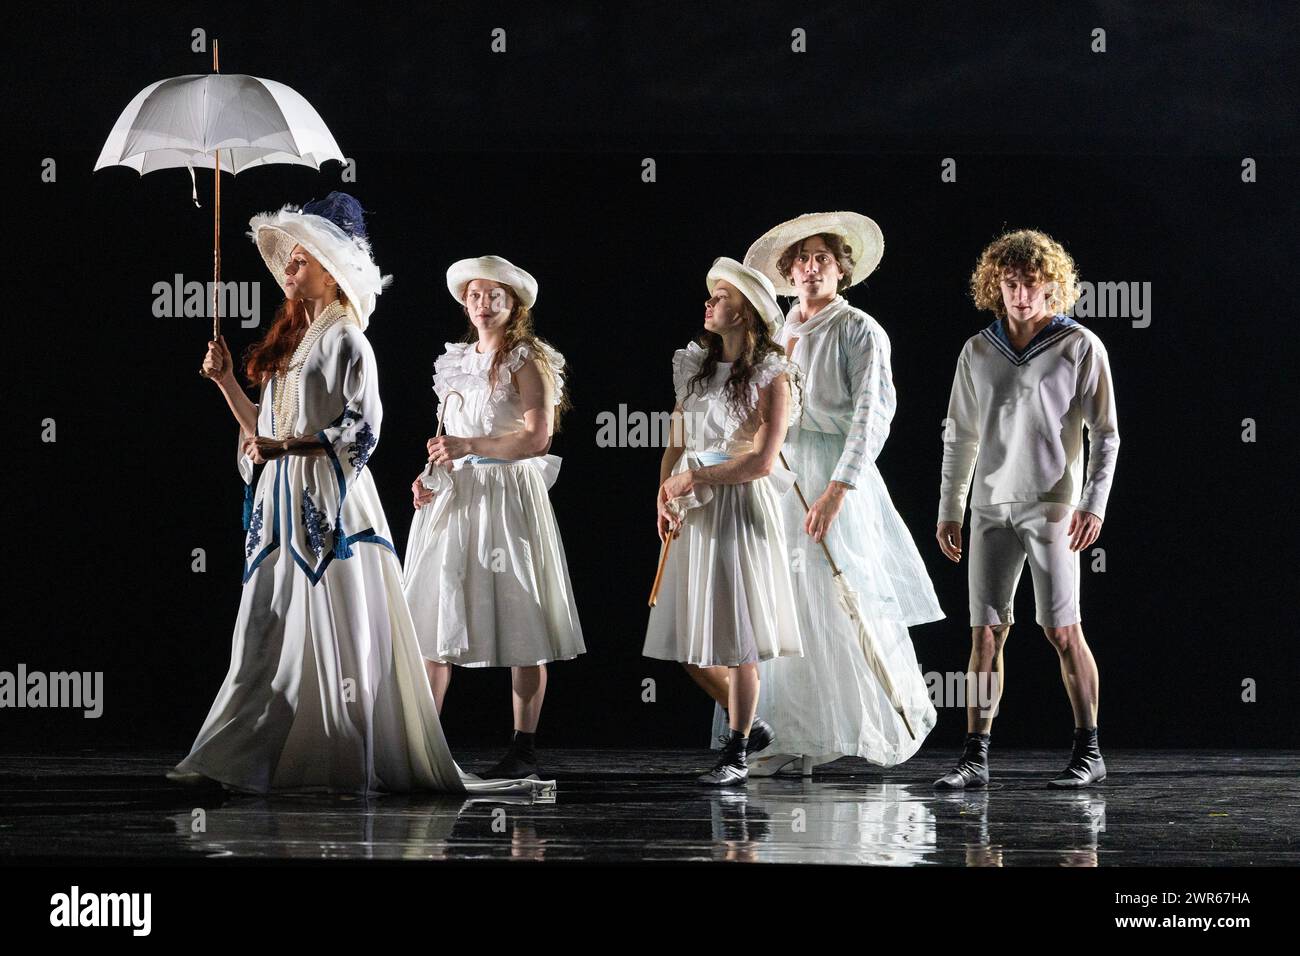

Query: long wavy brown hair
[682,295,795,424]
[242,288,348,386]
[458,290,573,433]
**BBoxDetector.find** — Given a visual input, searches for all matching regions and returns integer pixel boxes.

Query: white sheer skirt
[713,428,945,765]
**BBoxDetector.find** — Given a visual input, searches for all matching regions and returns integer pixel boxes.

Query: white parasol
[93,40,345,370]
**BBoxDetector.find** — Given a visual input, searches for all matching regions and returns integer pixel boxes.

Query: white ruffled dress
[402,341,586,667]
[642,343,805,667]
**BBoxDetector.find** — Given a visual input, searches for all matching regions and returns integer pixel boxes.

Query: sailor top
[937,314,1120,524]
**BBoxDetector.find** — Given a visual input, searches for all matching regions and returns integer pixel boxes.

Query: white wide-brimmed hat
[706,256,784,335]
[248,192,392,331]
[744,211,884,295]
[446,255,538,310]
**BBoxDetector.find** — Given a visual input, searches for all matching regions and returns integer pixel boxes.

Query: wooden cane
[648,527,676,607]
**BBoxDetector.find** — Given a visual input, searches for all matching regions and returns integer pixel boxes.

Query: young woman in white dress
[172,193,547,796]
[737,212,946,777]
[643,257,804,786]
[404,255,585,780]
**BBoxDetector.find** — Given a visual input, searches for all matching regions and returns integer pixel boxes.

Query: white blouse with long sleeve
[937,314,1120,524]
[777,295,894,487]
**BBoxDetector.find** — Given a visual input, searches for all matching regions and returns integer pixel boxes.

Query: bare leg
[424,660,452,715]
[727,663,759,735]
[1042,623,1099,727]
[934,625,1009,789]
[966,625,1010,733]
[511,664,547,732]
[682,663,730,708]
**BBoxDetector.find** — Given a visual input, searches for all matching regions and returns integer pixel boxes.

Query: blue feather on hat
[303,191,370,241]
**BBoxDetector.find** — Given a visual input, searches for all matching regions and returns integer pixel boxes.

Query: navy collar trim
[981,314,1081,365]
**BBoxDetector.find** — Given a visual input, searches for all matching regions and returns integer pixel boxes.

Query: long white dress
[712,296,946,766]
[402,340,585,667]
[642,343,804,666]
[173,302,549,796]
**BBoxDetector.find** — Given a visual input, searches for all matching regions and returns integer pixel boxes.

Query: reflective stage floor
[1,749,1295,866]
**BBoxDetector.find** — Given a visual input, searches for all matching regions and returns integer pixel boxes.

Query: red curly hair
[242,290,349,386]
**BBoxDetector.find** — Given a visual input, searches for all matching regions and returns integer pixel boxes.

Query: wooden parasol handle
[779,450,841,575]
[200,39,223,376]
[424,389,464,477]
[648,529,676,607]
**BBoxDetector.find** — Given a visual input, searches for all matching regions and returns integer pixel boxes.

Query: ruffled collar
[445,340,492,364]
[781,294,849,340]
[683,340,734,368]
[433,339,565,399]
[674,342,802,429]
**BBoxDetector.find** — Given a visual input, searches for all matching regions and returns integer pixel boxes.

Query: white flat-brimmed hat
[446,255,538,310]
[248,191,392,331]
[706,256,784,335]
[744,211,884,295]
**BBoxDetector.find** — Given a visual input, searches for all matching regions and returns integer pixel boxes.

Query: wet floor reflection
[3,750,1293,865]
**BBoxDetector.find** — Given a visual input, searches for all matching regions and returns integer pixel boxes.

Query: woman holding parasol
[172,193,545,796]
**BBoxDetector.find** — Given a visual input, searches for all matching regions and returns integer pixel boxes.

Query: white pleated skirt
[402,455,586,668]
[643,474,803,667]
[712,428,945,765]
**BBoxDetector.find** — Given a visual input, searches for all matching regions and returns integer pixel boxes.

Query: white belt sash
[665,448,797,519]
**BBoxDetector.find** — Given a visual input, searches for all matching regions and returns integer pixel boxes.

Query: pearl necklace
[272,300,348,439]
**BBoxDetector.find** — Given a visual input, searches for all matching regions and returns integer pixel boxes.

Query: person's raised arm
[202,336,258,439]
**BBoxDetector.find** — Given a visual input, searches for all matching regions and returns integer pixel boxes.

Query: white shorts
[968,501,1081,628]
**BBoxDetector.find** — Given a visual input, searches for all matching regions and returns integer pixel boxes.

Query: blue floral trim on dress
[301,488,333,558]
[317,405,364,559]
[348,421,375,477]
[270,450,397,586]
[244,499,264,558]
[242,459,282,584]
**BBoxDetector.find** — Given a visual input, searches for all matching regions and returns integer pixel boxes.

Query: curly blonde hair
[970,229,1079,317]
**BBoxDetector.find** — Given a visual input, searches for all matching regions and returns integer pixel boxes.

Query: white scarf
[780,294,849,341]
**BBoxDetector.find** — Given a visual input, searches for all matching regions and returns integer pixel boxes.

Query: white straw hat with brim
[249,205,392,331]
[446,255,538,310]
[707,256,784,336]
[743,211,884,295]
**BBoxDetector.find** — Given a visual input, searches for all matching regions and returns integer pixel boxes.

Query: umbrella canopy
[94,73,343,176]
[95,44,345,349]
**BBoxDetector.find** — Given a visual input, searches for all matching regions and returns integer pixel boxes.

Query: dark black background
[6,1,1297,754]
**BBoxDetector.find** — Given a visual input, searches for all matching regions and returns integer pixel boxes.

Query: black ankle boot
[1048,727,1106,787]
[722,709,775,757]
[933,732,991,789]
[482,731,540,780]
[746,717,776,756]
[698,730,749,786]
